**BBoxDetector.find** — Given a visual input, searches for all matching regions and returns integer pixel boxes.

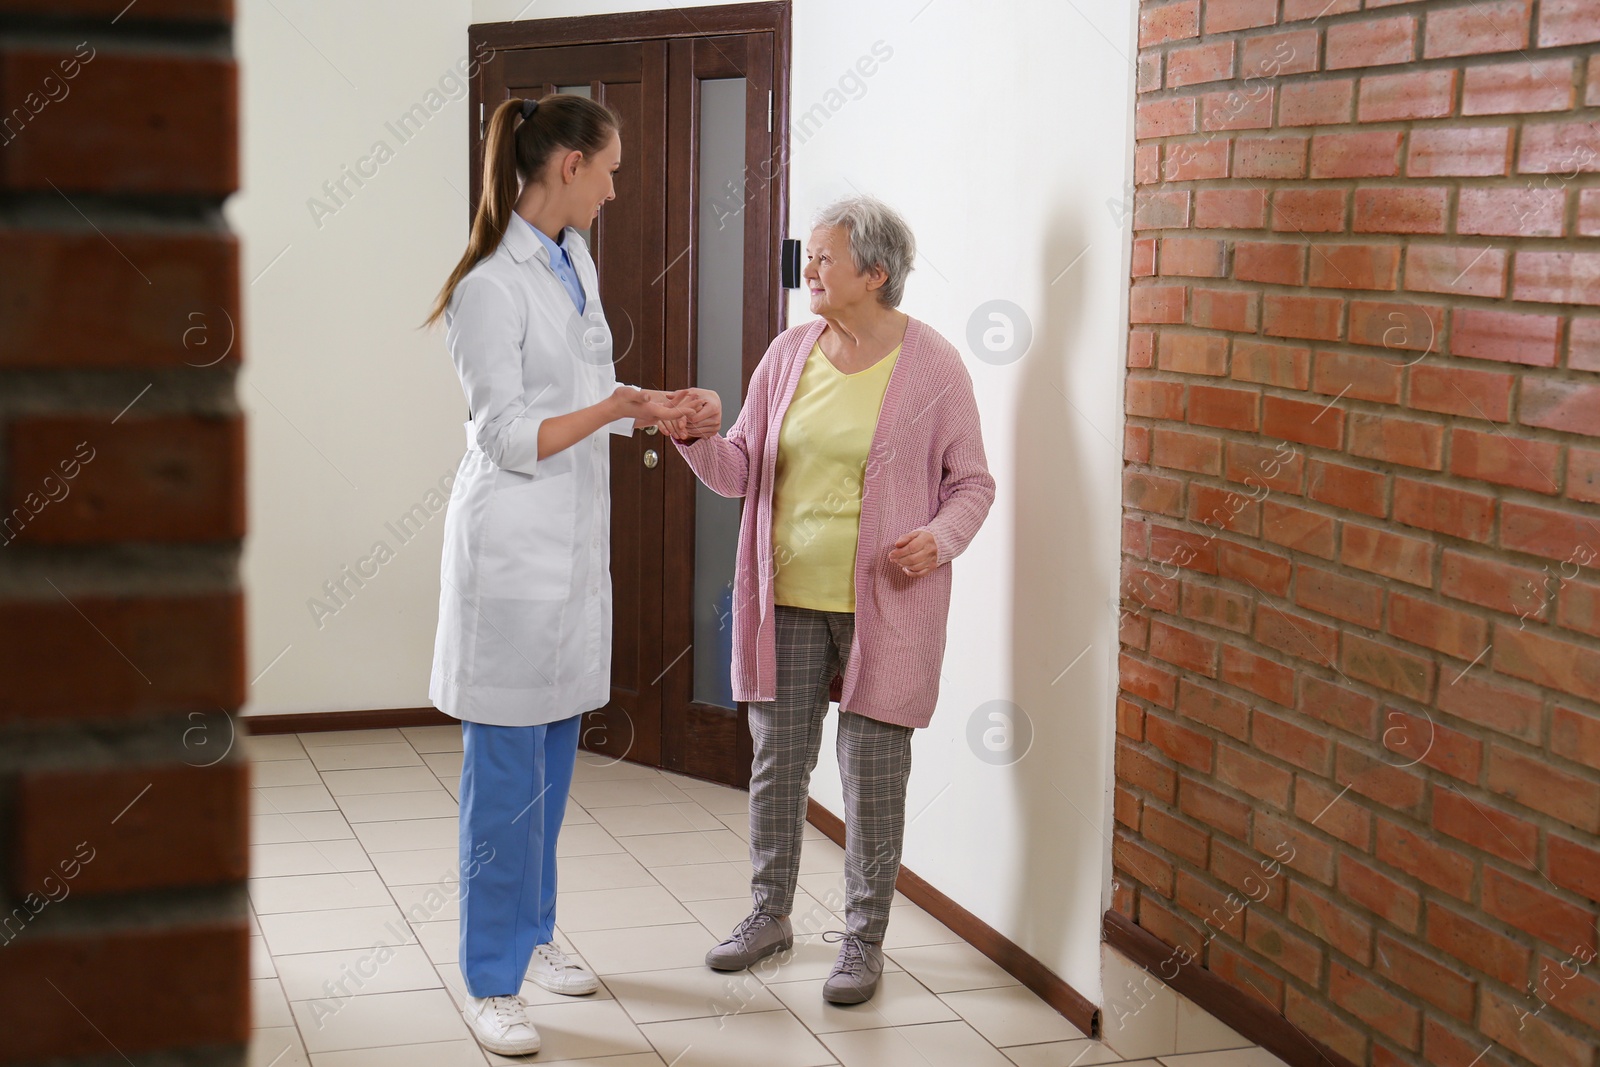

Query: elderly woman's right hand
[663,387,722,439]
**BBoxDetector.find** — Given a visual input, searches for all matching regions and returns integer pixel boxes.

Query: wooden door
[470,4,791,787]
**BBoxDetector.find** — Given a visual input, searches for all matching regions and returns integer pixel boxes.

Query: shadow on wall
[1006,203,1112,976]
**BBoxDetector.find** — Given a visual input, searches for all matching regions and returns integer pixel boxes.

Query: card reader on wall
[780,239,801,289]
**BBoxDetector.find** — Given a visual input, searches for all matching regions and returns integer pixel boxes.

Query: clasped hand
[611,386,722,439]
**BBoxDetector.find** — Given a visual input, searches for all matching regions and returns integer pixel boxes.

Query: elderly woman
[665,195,994,1005]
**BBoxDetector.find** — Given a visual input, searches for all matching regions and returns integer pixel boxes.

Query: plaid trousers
[747,604,914,941]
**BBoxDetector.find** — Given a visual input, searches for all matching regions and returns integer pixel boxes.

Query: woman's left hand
[888,529,939,578]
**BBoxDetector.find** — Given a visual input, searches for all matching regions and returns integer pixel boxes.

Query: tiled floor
[245,726,1291,1066]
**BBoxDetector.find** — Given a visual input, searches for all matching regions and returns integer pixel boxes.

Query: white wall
[234,0,1137,1005]
[232,0,480,713]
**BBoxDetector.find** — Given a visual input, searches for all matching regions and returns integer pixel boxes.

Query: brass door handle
[643,449,659,469]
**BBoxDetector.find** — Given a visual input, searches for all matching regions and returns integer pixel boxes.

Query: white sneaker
[528,941,599,995]
[462,994,541,1055]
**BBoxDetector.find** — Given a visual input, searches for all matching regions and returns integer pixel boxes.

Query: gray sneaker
[822,931,884,1004]
[705,911,794,972]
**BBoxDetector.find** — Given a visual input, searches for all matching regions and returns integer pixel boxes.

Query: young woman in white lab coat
[422,94,694,1057]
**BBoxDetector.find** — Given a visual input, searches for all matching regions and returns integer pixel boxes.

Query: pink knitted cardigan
[672,316,995,728]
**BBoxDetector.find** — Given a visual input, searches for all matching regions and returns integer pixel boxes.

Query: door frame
[467,2,793,786]
[468,2,791,263]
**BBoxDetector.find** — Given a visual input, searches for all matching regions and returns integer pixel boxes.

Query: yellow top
[772,340,901,612]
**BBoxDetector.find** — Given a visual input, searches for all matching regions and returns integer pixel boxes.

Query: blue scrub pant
[458,713,581,998]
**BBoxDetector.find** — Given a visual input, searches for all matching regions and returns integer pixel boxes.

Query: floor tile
[277,942,441,1002]
[564,797,595,826]
[244,734,310,761]
[790,894,861,939]
[390,879,463,925]
[941,986,1087,1047]
[1173,995,1252,1055]
[249,1025,309,1067]
[337,788,457,823]
[616,829,746,867]
[250,872,395,915]
[252,759,323,789]
[821,1019,1016,1067]
[713,811,751,841]
[322,766,443,796]
[1000,1038,1126,1065]
[297,729,409,748]
[768,971,959,1033]
[251,840,374,878]
[1100,946,1178,1060]
[1158,1049,1290,1067]
[603,964,782,1024]
[568,923,717,975]
[589,802,724,836]
[887,941,1020,994]
[413,919,457,966]
[570,777,690,809]
[795,837,847,876]
[309,1038,486,1066]
[880,905,963,950]
[369,847,459,887]
[399,725,464,753]
[291,987,467,1054]
[571,756,662,783]
[257,905,417,956]
[559,851,658,892]
[650,860,751,902]
[308,742,425,771]
[638,1008,835,1067]
[675,783,749,815]
[423,750,465,777]
[492,1056,662,1067]
[252,810,356,844]
[251,934,276,979]
[253,783,338,815]
[681,896,759,937]
[555,822,625,858]
[351,817,458,853]
[555,885,694,932]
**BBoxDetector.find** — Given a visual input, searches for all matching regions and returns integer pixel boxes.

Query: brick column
[0,1,249,1063]
[1118,2,1600,1066]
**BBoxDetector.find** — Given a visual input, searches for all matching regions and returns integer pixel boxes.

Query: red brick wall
[1118,2,1600,1065]
[0,1,248,1063]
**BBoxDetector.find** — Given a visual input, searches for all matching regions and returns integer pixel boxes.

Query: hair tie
[521,98,539,120]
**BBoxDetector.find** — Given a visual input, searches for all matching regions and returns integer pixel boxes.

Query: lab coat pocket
[480,469,577,602]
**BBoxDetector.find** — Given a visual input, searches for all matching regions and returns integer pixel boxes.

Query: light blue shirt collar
[520,216,586,315]
[524,216,567,262]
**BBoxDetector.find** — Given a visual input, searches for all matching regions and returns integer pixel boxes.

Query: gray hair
[812,195,916,308]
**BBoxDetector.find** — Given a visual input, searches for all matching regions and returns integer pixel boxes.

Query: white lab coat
[429,218,636,727]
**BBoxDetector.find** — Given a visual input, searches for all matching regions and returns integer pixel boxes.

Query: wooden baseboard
[243,707,456,735]
[806,798,1100,1039]
[1102,909,1357,1067]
